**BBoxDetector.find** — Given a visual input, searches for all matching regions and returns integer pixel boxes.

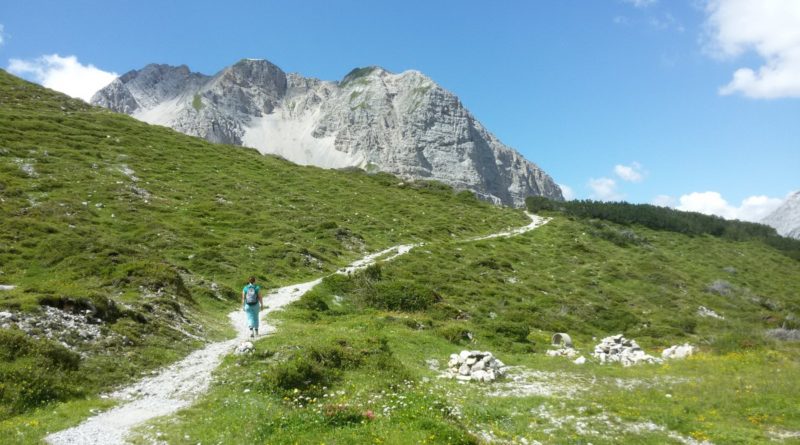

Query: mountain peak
[92,59,563,206]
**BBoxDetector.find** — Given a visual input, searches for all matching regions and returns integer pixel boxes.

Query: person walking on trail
[242,276,263,338]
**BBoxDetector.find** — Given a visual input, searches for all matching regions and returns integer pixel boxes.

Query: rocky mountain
[762,191,800,239]
[92,59,562,206]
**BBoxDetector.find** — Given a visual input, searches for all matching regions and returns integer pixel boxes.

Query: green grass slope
[0,69,527,435]
[2,69,799,444]
[143,216,800,444]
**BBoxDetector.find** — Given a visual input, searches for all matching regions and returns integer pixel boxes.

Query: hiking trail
[46,213,549,444]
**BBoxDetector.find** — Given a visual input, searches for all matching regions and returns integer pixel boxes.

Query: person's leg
[246,305,258,337]
[253,305,260,336]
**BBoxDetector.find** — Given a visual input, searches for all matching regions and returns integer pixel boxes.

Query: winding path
[46,213,549,444]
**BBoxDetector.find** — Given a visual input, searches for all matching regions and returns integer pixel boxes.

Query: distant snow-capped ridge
[91,59,562,206]
[761,191,800,239]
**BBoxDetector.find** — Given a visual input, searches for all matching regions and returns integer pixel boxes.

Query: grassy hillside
[0,70,526,432]
[138,217,800,444]
[1,69,799,444]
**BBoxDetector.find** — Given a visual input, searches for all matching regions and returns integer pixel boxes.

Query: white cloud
[614,162,645,182]
[7,54,117,102]
[558,184,575,201]
[588,177,623,201]
[651,194,676,207]
[676,191,783,221]
[705,0,800,98]
[623,0,657,8]
[0,24,5,46]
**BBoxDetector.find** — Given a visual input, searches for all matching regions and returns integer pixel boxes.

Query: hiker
[242,276,263,337]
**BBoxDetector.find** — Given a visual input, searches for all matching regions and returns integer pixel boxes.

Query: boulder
[234,341,254,355]
[661,344,695,360]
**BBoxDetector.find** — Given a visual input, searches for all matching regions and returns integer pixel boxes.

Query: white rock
[662,344,695,360]
[471,370,488,382]
[573,356,586,365]
[697,306,724,319]
[234,341,254,355]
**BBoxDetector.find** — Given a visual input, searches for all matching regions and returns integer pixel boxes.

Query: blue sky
[1,0,798,220]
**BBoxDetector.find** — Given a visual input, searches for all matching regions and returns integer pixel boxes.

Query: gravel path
[46,213,547,444]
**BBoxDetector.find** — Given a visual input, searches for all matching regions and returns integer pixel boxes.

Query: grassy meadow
[1,70,799,444]
[131,217,800,444]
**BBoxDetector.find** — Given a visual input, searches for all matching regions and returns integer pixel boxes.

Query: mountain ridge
[92,59,563,206]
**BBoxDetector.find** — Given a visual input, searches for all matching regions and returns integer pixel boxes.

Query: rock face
[762,191,800,239]
[92,59,563,206]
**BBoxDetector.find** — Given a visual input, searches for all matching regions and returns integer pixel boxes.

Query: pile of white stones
[592,334,662,367]
[444,350,506,382]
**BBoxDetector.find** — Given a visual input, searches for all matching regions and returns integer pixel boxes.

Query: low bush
[321,403,367,426]
[0,329,83,418]
[297,290,329,312]
[435,322,473,344]
[711,326,771,354]
[484,320,530,343]
[367,280,436,312]
[259,336,394,397]
[261,354,332,395]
